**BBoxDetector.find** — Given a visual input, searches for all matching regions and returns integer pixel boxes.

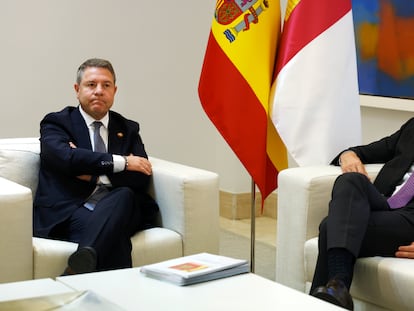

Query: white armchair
[0,138,219,283]
[276,164,414,311]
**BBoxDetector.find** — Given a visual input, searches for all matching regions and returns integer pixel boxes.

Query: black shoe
[311,278,354,310]
[62,246,97,275]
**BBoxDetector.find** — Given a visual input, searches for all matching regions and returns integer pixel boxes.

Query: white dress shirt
[79,106,126,183]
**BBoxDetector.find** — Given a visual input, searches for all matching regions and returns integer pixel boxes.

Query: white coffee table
[0,278,74,302]
[57,268,343,310]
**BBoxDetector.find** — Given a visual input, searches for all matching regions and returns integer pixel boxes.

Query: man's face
[74,67,117,120]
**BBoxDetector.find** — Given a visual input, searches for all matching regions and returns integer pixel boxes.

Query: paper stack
[140,253,249,286]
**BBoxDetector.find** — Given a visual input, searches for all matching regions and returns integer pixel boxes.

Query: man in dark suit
[34,58,158,274]
[310,118,414,310]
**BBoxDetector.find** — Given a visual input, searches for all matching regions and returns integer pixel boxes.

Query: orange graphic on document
[169,262,208,272]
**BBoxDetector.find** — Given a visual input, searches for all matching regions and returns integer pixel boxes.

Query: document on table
[140,252,249,286]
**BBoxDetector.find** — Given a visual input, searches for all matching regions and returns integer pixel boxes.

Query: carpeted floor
[219,228,276,281]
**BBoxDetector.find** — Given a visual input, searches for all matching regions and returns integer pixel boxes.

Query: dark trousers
[57,187,142,271]
[311,172,414,292]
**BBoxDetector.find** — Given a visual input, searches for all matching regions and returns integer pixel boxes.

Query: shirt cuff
[113,154,126,173]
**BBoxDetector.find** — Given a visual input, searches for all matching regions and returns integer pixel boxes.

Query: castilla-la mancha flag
[198,0,288,200]
[271,0,361,166]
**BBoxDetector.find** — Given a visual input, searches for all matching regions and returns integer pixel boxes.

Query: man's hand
[76,175,92,182]
[125,155,152,175]
[396,242,414,259]
[339,150,368,177]
[69,141,152,176]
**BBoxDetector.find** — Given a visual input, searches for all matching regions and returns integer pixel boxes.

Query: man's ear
[74,84,80,98]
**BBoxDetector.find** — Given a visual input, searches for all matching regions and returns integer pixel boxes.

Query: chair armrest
[149,157,220,256]
[276,164,383,292]
[0,177,33,283]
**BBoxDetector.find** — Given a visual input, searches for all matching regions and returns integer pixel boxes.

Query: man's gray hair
[76,58,116,84]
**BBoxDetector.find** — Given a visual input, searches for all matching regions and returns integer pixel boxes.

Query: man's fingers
[395,243,414,258]
[398,245,414,252]
[396,251,414,259]
[358,167,369,178]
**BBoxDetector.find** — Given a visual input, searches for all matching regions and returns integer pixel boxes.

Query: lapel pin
[117,132,124,138]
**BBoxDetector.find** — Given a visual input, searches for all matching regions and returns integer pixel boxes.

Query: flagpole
[250,178,256,273]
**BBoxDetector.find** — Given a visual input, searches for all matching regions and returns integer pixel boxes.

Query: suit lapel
[375,123,414,196]
[70,109,128,154]
[71,108,93,150]
[108,113,127,155]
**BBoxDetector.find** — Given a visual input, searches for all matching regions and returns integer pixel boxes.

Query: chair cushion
[33,237,77,279]
[304,238,318,284]
[33,228,182,279]
[0,138,40,195]
[304,237,414,310]
[131,227,182,266]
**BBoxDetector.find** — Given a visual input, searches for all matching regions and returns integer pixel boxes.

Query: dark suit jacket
[34,106,158,237]
[332,117,414,197]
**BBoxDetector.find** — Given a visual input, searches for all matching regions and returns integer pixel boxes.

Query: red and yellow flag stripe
[199,0,287,199]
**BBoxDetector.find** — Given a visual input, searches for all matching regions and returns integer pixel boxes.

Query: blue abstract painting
[352,0,414,99]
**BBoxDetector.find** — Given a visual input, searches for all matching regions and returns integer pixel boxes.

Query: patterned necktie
[84,186,109,211]
[84,121,108,211]
[92,121,106,152]
[387,173,414,209]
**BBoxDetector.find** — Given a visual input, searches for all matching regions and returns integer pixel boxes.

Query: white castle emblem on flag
[215,0,269,43]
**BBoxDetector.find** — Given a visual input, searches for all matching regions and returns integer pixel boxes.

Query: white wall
[0,1,413,194]
[0,0,249,193]
[360,96,414,143]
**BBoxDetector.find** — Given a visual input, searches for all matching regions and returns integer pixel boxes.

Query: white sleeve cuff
[113,154,126,173]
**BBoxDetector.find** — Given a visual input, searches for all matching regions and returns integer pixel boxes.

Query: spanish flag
[271,0,361,166]
[198,0,287,200]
